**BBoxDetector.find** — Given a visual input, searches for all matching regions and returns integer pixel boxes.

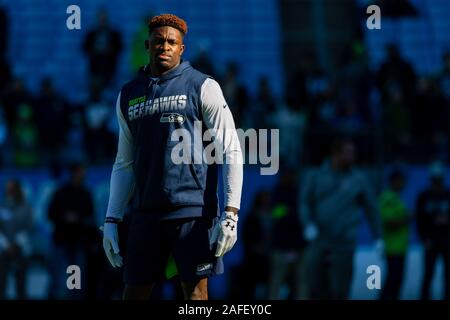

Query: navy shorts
[124,213,224,285]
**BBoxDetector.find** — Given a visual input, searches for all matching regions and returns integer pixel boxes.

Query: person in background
[376,44,416,105]
[0,179,34,299]
[47,163,95,299]
[416,161,450,300]
[83,86,116,165]
[300,138,383,299]
[130,13,154,74]
[268,169,305,299]
[34,77,70,174]
[379,169,410,300]
[238,190,272,299]
[0,4,8,58]
[83,8,123,91]
[220,62,248,128]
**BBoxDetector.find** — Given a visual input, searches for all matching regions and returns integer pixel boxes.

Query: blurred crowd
[232,142,450,300]
[287,42,450,166]
[0,5,450,300]
[1,9,449,171]
[3,140,449,300]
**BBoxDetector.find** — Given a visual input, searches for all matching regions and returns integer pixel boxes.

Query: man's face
[148,26,185,74]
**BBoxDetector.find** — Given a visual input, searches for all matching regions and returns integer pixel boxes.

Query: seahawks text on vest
[128,95,187,121]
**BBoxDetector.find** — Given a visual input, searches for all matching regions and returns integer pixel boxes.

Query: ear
[180,43,185,56]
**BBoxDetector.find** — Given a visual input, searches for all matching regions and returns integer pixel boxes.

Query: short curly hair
[148,14,188,36]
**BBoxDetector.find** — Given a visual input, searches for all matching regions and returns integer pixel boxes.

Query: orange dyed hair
[148,14,188,36]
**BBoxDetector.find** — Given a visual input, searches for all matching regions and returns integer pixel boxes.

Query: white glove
[102,223,123,268]
[374,239,385,257]
[214,211,238,257]
[303,223,319,242]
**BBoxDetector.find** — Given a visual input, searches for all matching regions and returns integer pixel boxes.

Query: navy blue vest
[119,61,219,218]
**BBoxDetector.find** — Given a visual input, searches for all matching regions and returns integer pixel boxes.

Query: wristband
[105,217,121,224]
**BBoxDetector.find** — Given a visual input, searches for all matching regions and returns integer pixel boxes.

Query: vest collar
[140,60,191,82]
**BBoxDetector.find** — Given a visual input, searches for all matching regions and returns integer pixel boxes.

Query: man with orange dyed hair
[102,14,243,300]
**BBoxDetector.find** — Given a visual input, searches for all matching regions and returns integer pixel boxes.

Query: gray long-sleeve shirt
[300,161,382,245]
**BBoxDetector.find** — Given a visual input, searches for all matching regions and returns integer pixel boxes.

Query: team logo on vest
[128,95,187,121]
[160,113,185,124]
